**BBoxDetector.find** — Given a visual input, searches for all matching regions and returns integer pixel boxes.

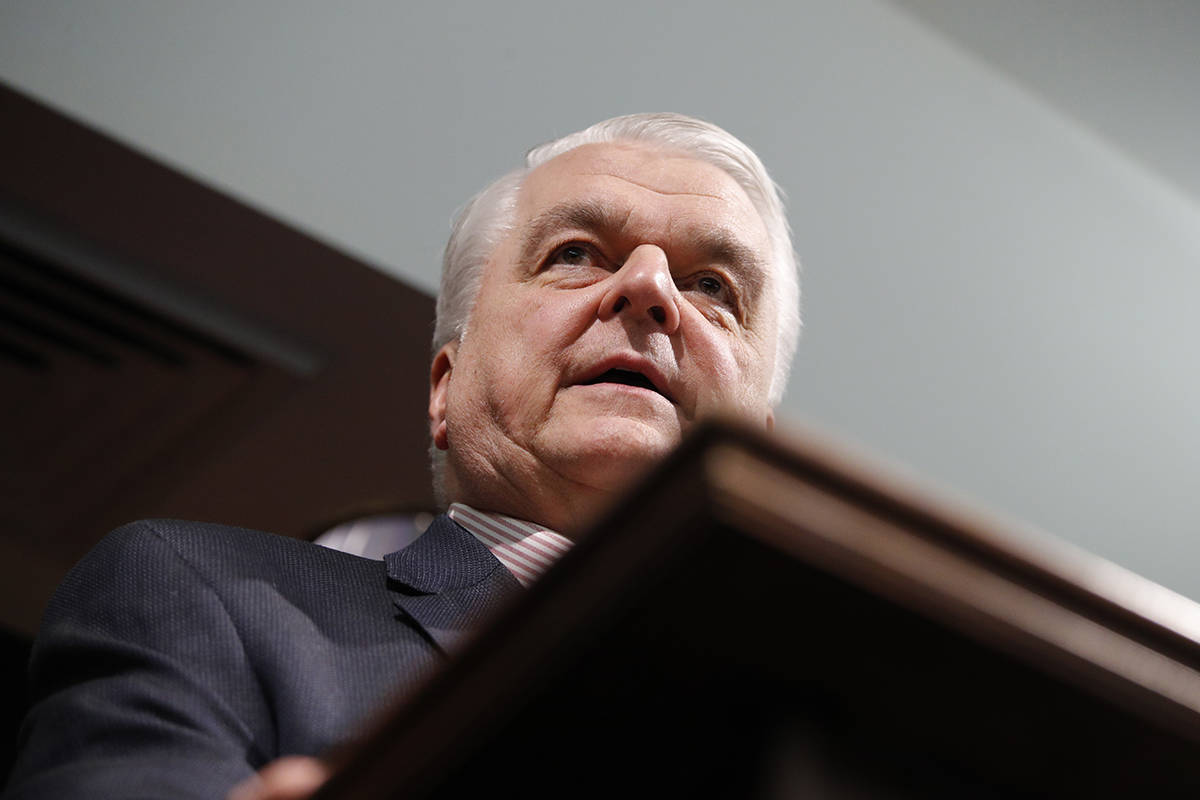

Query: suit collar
[385,514,521,654]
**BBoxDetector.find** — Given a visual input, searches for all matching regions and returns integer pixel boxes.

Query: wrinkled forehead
[515,142,770,247]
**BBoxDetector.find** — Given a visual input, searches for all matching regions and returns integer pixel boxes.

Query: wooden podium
[316,420,1200,797]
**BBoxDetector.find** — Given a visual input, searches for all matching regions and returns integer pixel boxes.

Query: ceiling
[890,0,1200,207]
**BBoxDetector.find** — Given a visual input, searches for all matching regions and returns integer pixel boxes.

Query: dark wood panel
[0,81,437,636]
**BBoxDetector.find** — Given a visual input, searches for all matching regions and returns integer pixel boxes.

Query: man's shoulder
[49,518,394,624]
[91,517,375,572]
[37,518,427,669]
[101,517,320,548]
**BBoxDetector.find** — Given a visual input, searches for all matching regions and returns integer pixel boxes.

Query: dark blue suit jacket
[5,515,520,799]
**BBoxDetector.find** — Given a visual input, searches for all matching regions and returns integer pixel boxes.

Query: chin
[546,417,680,490]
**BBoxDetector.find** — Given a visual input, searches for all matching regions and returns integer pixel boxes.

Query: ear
[429,341,457,451]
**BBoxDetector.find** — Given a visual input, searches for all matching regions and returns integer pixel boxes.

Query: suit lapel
[385,514,521,655]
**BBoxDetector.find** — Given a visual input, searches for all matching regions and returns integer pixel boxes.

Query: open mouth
[581,368,668,399]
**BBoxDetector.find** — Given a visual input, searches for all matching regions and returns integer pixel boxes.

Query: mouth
[579,366,674,403]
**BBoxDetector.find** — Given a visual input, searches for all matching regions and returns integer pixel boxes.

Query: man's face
[430,142,778,530]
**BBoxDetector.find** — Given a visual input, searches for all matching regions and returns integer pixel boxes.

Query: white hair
[431,113,802,500]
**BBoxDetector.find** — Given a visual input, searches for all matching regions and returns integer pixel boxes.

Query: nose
[598,244,681,333]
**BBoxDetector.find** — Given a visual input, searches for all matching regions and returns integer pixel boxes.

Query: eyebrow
[519,199,767,302]
[518,199,621,266]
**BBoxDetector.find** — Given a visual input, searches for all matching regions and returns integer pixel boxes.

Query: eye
[684,271,741,322]
[696,275,725,296]
[549,242,601,267]
[688,272,734,303]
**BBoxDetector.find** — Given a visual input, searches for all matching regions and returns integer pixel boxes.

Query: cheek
[683,325,772,412]
[477,293,557,357]
[529,289,597,333]
[465,292,592,410]
[509,290,598,367]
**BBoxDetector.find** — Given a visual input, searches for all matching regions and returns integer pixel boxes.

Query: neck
[445,464,629,540]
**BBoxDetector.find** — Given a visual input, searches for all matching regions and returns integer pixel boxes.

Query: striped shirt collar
[446,503,573,587]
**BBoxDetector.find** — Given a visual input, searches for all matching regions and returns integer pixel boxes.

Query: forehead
[515,142,768,244]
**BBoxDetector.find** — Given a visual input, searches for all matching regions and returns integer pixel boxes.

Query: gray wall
[3,1,1198,598]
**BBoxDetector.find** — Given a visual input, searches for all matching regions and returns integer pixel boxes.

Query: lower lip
[572,383,672,403]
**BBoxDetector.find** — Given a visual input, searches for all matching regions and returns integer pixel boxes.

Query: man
[4,113,800,800]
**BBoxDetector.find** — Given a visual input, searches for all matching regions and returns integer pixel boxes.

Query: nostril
[612,296,629,313]
[650,306,666,324]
